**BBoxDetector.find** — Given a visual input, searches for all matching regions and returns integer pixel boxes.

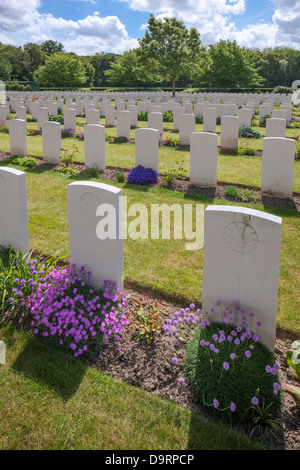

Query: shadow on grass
[12,336,87,401]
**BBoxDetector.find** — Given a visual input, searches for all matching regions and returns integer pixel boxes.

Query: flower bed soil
[87,285,300,450]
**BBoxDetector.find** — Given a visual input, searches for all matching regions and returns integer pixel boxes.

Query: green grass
[0,323,259,450]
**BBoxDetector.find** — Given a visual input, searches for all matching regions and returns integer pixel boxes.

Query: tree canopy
[34,52,87,89]
[138,14,203,96]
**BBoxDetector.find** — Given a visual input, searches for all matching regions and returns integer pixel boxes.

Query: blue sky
[0,0,299,55]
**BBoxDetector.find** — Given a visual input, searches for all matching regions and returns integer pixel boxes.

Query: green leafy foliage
[127,296,165,343]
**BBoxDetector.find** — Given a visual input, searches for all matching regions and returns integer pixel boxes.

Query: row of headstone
[0,166,282,352]
[7,115,296,197]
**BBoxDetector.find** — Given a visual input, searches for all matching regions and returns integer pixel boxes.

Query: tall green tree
[138,14,203,96]
[23,43,47,80]
[40,40,65,55]
[203,40,263,89]
[0,56,12,82]
[89,52,121,87]
[105,48,159,89]
[34,52,86,89]
[0,44,31,81]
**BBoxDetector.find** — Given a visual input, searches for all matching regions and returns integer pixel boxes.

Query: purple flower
[230,402,236,412]
[172,357,178,365]
[178,378,185,384]
[223,362,229,370]
[273,383,280,395]
[230,353,236,360]
[213,399,219,409]
[245,350,251,358]
[251,396,259,406]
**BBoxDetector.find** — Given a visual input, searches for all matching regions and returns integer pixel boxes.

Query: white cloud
[0,0,137,53]
[121,0,300,49]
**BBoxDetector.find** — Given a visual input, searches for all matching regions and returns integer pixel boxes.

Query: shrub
[114,169,126,183]
[27,265,129,357]
[259,115,271,127]
[224,185,259,202]
[163,136,179,147]
[13,156,38,168]
[161,160,188,188]
[0,124,9,134]
[127,165,159,185]
[162,302,282,427]
[61,128,75,138]
[239,127,262,139]
[127,296,166,343]
[75,130,84,140]
[138,111,148,121]
[0,248,61,316]
[163,111,173,122]
[48,114,64,125]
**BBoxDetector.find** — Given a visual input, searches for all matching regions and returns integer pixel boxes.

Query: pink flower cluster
[27,265,129,357]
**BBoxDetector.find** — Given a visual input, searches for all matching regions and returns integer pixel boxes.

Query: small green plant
[224,185,258,202]
[249,398,283,443]
[57,145,79,175]
[127,296,165,343]
[137,110,148,121]
[112,136,128,143]
[281,340,300,408]
[239,127,262,139]
[161,160,188,188]
[114,169,126,183]
[195,117,203,124]
[259,115,271,127]
[12,156,38,168]
[238,145,256,156]
[0,124,9,133]
[48,114,64,125]
[163,111,173,122]
[224,185,239,198]
[163,136,179,147]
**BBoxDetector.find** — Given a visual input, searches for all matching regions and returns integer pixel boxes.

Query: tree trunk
[172,76,176,98]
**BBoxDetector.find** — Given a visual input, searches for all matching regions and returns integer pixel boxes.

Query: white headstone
[86,109,100,125]
[68,181,123,290]
[190,132,218,187]
[84,124,106,170]
[116,110,131,140]
[135,128,159,172]
[64,108,76,131]
[265,118,286,138]
[105,104,115,127]
[220,116,239,151]
[9,119,27,157]
[261,137,295,198]
[0,167,30,253]
[42,121,61,164]
[203,107,216,133]
[179,114,195,146]
[202,205,282,352]
[148,112,163,135]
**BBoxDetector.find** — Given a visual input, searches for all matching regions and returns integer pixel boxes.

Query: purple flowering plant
[163,301,282,425]
[127,165,159,185]
[26,264,129,357]
[0,247,62,315]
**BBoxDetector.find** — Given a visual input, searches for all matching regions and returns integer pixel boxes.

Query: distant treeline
[0,38,299,91]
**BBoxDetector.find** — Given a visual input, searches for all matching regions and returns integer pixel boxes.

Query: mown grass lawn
[0,324,260,450]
